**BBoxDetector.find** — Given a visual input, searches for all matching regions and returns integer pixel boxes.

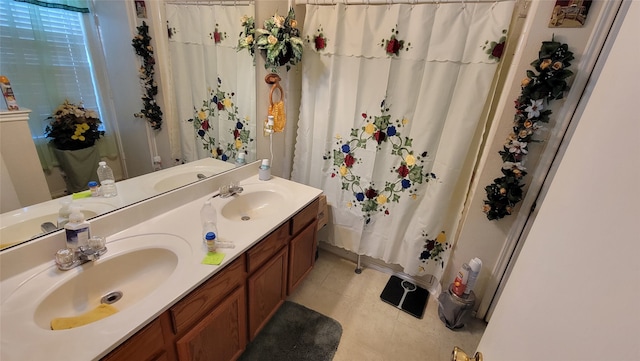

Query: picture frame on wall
[549,0,592,28]
[135,0,147,19]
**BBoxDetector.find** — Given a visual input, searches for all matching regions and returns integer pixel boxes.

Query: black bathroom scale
[380,275,429,319]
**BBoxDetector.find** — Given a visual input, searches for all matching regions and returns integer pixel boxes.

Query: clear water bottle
[200,199,218,240]
[97,161,117,197]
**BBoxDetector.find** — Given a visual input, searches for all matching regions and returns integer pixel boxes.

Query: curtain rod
[164,0,253,5]
[295,0,511,4]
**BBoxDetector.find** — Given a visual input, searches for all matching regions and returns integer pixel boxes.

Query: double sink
[0,172,318,360]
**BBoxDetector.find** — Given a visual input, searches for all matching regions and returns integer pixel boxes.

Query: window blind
[0,0,100,135]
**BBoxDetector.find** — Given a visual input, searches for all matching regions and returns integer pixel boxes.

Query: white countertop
[0,173,321,361]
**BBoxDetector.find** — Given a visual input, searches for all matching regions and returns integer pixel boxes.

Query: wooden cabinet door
[102,312,175,361]
[176,286,247,361]
[246,246,288,340]
[288,220,318,295]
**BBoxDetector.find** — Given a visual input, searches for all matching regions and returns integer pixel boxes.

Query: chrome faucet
[55,237,107,271]
[219,182,244,198]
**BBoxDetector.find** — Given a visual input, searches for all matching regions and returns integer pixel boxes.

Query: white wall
[478,1,640,358]
[444,0,620,313]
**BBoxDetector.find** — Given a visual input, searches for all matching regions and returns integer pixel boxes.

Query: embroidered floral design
[325,99,436,222]
[306,26,327,51]
[418,231,451,270]
[483,40,574,220]
[210,24,226,43]
[187,77,254,161]
[167,21,176,39]
[482,29,507,61]
[380,26,411,56]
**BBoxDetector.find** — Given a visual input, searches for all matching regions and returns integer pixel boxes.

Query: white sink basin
[1,233,191,331]
[220,190,286,222]
[0,200,116,250]
[150,159,235,193]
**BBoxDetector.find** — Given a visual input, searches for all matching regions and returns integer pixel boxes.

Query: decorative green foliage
[131,21,163,130]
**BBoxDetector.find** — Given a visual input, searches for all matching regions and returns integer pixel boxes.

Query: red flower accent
[233,129,240,139]
[365,188,378,199]
[217,102,224,110]
[214,31,221,43]
[331,173,336,178]
[344,154,355,167]
[216,147,223,156]
[384,210,389,215]
[374,130,386,144]
[397,164,409,178]
[314,35,326,50]
[386,38,401,55]
[201,120,210,131]
[492,42,505,59]
[362,113,367,118]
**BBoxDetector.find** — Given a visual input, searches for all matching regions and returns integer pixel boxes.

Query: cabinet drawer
[169,255,246,335]
[290,198,319,237]
[246,223,289,274]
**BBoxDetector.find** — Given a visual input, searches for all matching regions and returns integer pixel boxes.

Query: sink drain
[241,215,251,221]
[100,291,123,305]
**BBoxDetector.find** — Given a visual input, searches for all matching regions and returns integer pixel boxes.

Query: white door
[475,1,640,360]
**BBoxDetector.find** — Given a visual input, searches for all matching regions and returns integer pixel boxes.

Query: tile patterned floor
[287,249,486,361]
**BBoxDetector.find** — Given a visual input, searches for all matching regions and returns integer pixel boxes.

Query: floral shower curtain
[166,3,256,163]
[291,1,515,282]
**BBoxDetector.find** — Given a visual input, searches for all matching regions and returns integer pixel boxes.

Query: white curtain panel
[292,1,514,278]
[166,3,256,163]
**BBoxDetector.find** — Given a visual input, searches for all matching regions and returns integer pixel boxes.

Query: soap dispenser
[64,207,90,252]
[258,159,271,181]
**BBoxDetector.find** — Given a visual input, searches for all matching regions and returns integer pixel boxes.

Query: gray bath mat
[238,301,342,361]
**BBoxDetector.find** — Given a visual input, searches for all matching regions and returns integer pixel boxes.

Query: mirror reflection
[0,0,257,250]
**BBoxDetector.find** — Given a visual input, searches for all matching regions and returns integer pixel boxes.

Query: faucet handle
[55,248,80,270]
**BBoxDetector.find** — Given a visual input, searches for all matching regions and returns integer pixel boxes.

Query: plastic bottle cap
[88,181,98,187]
[99,161,106,166]
[261,159,270,167]
[205,232,216,240]
[238,153,245,160]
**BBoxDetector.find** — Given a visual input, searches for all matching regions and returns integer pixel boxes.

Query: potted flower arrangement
[254,8,303,73]
[45,99,104,151]
[45,99,105,193]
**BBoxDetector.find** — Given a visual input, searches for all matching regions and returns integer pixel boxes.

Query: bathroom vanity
[0,162,322,361]
[103,198,319,361]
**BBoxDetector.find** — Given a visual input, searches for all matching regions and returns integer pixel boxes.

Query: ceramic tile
[287,249,487,361]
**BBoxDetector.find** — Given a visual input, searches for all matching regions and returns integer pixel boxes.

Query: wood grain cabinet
[102,197,320,361]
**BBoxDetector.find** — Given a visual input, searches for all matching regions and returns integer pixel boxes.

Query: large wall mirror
[0,0,256,250]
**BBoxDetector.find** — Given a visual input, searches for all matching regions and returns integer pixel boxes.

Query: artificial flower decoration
[45,100,104,151]
[254,8,303,72]
[132,21,163,130]
[237,15,256,58]
[483,39,574,220]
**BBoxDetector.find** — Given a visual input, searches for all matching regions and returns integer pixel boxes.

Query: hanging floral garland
[131,21,163,130]
[482,39,574,220]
